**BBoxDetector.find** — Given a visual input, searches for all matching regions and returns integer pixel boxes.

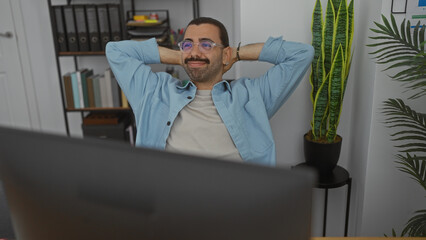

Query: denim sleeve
[256,36,314,118]
[105,38,161,111]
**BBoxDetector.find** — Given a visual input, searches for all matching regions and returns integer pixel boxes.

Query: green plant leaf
[310,0,323,105]
[390,14,400,39]
[312,73,330,140]
[323,0,336,75]
[401,209,426,237]
[326,45,345,142]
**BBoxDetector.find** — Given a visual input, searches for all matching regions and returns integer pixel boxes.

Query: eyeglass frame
[177,39,225,53]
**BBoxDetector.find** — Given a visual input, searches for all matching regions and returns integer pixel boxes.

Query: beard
[183,57,222,83]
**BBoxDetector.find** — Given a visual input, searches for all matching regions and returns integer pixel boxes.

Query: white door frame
[7,0,41,130]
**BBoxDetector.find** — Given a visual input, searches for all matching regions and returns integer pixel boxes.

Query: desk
[312,238,424,240]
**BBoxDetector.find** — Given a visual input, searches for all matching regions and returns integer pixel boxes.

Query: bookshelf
[47,0,200,140]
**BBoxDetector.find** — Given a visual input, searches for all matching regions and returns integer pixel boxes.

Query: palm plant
[309,0,354,143]
[368,14,426,237]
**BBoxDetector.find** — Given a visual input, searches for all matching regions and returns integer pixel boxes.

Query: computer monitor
[0,126,315,240]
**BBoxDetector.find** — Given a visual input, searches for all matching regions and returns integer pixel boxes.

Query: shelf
[66,107,131,112]
[126,18,167,27]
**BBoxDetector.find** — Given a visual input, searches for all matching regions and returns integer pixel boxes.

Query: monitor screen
[0,126,315,240]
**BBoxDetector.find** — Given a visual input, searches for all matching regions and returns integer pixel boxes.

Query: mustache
[184,57,210,64]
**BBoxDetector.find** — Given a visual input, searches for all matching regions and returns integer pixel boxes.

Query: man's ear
[222,46,232,65]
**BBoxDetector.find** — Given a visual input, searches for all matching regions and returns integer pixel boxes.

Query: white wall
[360,0,426,236]
[11,0,426,237]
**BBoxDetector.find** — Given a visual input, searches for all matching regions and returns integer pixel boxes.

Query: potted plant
[304,0,354,175]
[368,14,425,237]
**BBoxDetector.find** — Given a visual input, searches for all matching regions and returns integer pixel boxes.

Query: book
[80,69,93,107]
[121,89,129,108]
[111,75,120,107]
[70,72,80,108]
[74,5,89,52]
[104,68,114,107]
[86,74,96,108]
[63,73,74,108]
[99,74,109,108]
[86,5,101,52]
[92,74,102,107]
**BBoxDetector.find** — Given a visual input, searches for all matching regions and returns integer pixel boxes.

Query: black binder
[63,5,78,52]
[108,4,122,42]
[53,6,67,52]
[86,5,101,52]
[74,5,89,52]
[97,4,110,50]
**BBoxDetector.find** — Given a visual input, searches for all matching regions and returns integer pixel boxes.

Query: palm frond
[401,209,426,237]
[368,15,426,99]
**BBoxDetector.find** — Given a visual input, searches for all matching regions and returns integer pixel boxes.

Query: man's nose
[190,43,202,55]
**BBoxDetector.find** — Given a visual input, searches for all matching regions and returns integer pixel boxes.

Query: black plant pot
[303,133,342,176]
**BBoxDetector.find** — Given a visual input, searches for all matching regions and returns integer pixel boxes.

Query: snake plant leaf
[312,72,330,140]
[327,45,345,142]
[332,0,342,18]
[310,0,323,105]
[347,0,354,57]
[334,0,348,66]
[323,0,335,75]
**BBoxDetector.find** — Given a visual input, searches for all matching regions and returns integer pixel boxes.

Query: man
[106,17,314,166]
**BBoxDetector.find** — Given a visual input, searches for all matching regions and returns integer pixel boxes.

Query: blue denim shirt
[106,37,314,166]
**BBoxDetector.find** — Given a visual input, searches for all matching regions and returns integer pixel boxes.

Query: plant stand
[295,163,352,237]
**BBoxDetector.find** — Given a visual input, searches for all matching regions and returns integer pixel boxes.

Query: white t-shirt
[165,90,243,162]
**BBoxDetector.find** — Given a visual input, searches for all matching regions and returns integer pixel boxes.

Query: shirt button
[167,121,171,126]
[187,96,192,99]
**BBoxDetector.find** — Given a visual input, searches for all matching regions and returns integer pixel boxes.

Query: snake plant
[368,15,426,237]
[309,0,354,143]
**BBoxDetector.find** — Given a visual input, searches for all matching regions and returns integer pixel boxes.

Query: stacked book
[62,68,129,109]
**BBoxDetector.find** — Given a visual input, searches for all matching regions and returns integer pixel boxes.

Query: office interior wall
[12,0,426,236]
[360,0,426,236]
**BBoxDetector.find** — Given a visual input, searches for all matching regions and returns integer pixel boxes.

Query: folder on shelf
[97,4,110,50]
[63,73,74,108]
[63,5,78,52]
[108,4,122,42]
[53,6,67,52]
[99,74,108,108]
[74,5,89,52]
[111,74,120,107]
[86,5,101,52]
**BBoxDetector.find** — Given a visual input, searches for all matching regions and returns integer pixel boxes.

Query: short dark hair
[186,17,229,47]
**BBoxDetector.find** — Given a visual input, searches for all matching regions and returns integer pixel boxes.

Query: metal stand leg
[323,188,328,237]
[344,178,352,236]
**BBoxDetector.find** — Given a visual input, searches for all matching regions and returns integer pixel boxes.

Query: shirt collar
[176,79,232,93]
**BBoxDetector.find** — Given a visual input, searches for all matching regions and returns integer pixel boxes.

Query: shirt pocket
[142,97,170,147]
[243,99,273,154]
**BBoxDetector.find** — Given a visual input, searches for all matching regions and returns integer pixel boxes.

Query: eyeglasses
[178,40,224,53]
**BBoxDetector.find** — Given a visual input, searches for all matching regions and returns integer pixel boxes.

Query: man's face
[181,24,225,84]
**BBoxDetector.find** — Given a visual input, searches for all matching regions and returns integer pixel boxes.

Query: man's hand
[222,43,265,74]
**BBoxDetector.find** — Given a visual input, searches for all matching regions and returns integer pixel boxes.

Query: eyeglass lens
[180,41,214,52]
